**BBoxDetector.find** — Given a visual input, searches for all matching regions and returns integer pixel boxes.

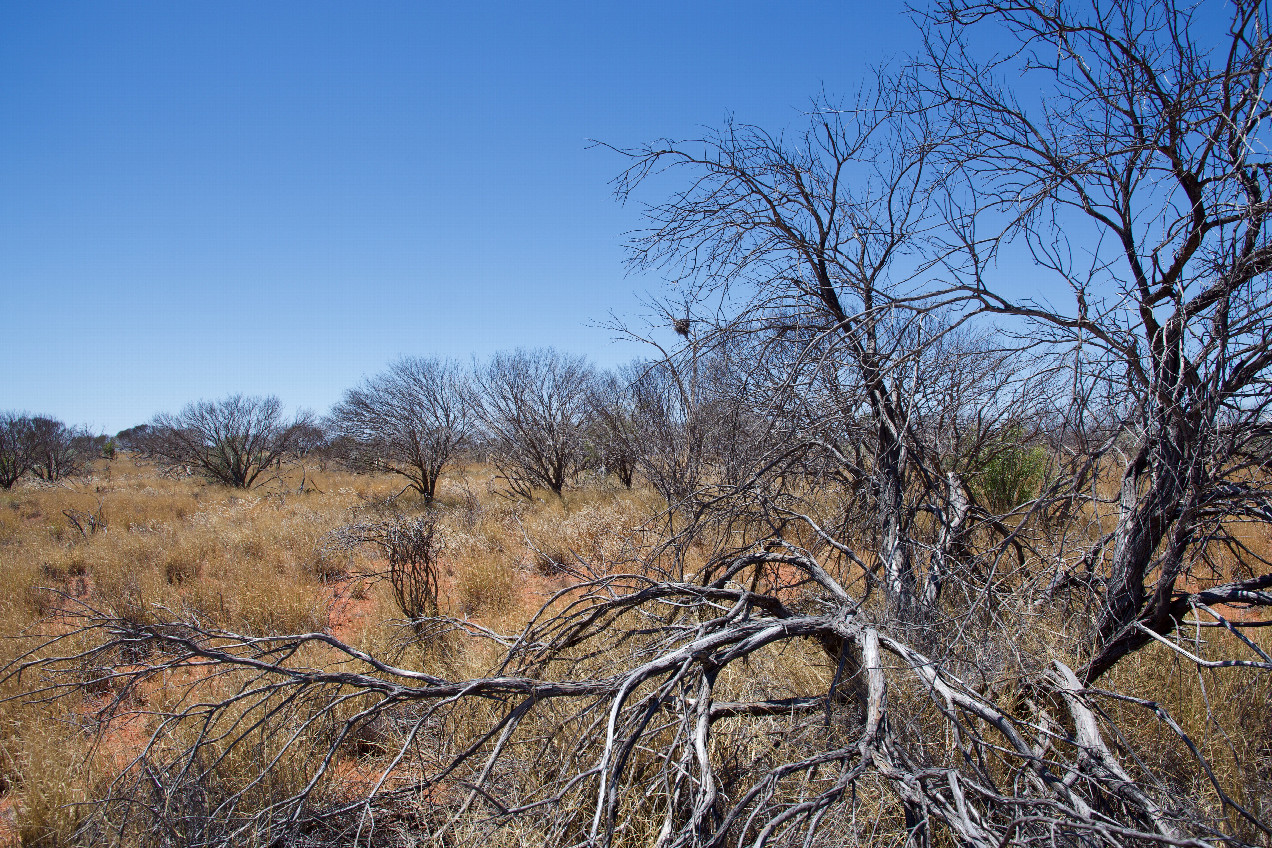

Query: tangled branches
[327,515,442,622]
[8,538,1268,848]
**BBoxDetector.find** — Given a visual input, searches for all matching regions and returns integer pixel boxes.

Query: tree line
[3,342,833,509]
[0,412,112,488]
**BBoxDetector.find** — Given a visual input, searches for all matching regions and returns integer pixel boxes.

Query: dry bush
[0,465,392,841]
[329,514,443,622]
[450,554,519,621]
[1101,629,1272,840]
[10,720,90,846]
[518,491,651,577]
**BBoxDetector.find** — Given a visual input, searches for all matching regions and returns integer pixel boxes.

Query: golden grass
[0,456,1269,846]
[1101,626,1272,840]
[0,458,677,844]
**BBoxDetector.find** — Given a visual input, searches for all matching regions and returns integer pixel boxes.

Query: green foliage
[975,428,1048,514]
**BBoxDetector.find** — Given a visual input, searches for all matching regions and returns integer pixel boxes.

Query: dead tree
[475,348,597,498]
[28,416,91,482]
[918,0,1272,681]
[330,357,474,502]
[144,395,314,488]
[587,368,642,489]
[614,90,973,620]
[0,411,36,488]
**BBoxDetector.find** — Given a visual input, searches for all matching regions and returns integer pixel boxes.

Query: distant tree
[475,348,596,498]
[694,337,780,490]
[287,422,330,460]
[146,395,314,488]
[0,412,35,489]
[625,357,710,509]
[77,432,113,462]
[330,358,473,501]
[587,368,642,489]
[28,417,90,482]
[115,424,152,453]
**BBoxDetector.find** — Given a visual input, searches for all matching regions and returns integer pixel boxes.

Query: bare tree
[330,358,474,501]
[114,424,152,454]
[145,395,314,488]
[287,421,330,461]
[606,306,791,532]
[28,416,91,482]
[615,92,973,620]
[327,514,441,622]
[917,0,1272,681]
[628,355,714,509]
[475,348,597,498]
[0,412,35,489]
[587,368,641,489]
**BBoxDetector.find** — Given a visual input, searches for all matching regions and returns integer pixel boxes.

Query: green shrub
[975,428,1048,513]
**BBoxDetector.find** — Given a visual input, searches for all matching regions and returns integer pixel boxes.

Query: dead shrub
[328,515,442,623]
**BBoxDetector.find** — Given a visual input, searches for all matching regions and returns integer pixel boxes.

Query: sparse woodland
[4,1,1272,846]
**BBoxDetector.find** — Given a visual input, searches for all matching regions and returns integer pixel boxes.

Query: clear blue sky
[2,2,917,434]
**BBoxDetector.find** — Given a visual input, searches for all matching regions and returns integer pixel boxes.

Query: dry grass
[0,458,671,845]
[0,457,1269,846]
[1101,627,1272,840]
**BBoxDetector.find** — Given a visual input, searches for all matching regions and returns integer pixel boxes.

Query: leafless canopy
[27,416,92,482]
[614,77,989,621]
[330,357,474,501]
[475,348,597,498]
[915,0,1272,679]
[599,340,782,520]
[144,394,314,489]
[0,411,37,489]
[587,368,642,489]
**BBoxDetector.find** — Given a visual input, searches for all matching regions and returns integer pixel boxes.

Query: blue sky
[1,2,917,434]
